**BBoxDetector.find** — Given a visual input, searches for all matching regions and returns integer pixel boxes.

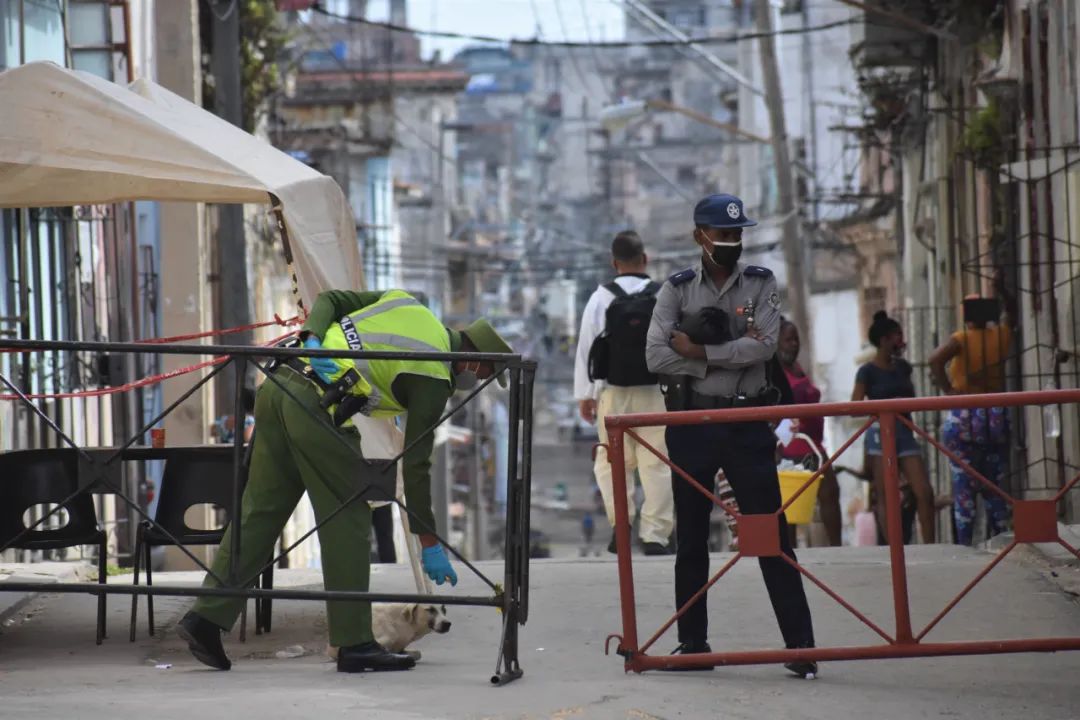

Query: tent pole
[268,193,306,318]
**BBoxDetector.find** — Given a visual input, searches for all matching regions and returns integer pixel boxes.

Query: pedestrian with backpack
[573,231,675,556]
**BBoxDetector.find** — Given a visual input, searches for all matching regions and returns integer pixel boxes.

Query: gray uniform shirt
[645,260,781,397]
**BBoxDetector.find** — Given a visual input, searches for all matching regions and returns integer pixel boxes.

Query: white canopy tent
[0,61,413,465]
[0,61,362,307]
[0,61,431,583]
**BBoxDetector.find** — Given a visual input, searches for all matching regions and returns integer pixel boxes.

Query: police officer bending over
[177,289,512,674]
[645,193,817,677]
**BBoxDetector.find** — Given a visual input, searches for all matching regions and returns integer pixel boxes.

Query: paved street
[529,436,602,558]
[2,546,1079,719]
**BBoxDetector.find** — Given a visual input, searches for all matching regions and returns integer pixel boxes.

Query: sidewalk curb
[992,525,1080,603]
[986,523,1080,564]
[0,562,90,627]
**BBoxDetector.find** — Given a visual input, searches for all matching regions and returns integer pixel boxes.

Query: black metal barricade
[0,338,535,686]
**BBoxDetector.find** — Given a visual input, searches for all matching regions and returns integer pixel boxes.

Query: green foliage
[89,564,132,581]
[239,0,288,133]
[959,99,1005,167]
[201,0,288,134]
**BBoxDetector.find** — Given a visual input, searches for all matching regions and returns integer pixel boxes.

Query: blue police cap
[693,193,757,230]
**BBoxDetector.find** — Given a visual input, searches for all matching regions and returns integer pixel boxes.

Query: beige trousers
[593,385,674,545]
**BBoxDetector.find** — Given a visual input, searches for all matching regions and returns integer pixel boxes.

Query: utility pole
[468,224,485,562]
[753,0,814,372]
[800,1,820,225]
[211,0,251,411]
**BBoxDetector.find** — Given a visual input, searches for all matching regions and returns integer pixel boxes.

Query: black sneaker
[607,534,617,554]
[642,542,674,556]
[176,612,231,671]
[784,659,819,679]
[784,641,818,678]
[660,640,714,671]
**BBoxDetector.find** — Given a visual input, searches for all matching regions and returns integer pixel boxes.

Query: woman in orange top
[929,297,1011,545]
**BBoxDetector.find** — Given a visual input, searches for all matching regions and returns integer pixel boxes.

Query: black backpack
[587,280,660,387]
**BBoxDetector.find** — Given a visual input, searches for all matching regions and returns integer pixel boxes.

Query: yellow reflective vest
[312,290,452,419]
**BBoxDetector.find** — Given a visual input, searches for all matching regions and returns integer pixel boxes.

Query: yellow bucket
[778,470,822,525]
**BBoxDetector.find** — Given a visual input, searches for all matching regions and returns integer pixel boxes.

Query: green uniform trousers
[192,368,374,647]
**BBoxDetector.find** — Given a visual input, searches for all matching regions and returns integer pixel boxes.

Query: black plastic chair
[0,448,108,644]
[129,448,273,641]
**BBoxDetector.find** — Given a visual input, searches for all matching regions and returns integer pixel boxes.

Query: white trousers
[593,385,675,545]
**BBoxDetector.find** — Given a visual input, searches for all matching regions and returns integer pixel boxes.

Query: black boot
[660,640,713,671]
[337,641,416,673]
[176,612,231,671]
[607,533,618,554]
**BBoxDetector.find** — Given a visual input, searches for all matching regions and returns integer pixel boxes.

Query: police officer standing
[645,193,817,677]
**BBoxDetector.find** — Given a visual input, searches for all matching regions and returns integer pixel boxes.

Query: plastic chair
[129,448,273,641]
[0,448,108,644]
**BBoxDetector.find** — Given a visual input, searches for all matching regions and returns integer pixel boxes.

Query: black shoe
[784,659,818,678]
[642,542,674,556]
[607,534,617,554]
[784,641,818,678]
[660,640,714,671]
[176,612,231,671]
[337,641,416,673]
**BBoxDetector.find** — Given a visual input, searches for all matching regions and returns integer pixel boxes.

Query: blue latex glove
[421,544,458,586]
[303,336,337,384]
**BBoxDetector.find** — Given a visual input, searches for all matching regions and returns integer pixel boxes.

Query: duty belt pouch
[285,359,372,427]
[319,367,371,426]
[659,374,691,412]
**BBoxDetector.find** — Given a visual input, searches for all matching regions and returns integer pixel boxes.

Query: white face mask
[455,361,481,391]
[456,370,479,391]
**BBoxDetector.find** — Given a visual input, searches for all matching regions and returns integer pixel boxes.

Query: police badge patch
[726,202,741,219]
[768,291,781,310]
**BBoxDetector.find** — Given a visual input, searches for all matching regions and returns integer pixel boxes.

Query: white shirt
[573,274,655,401]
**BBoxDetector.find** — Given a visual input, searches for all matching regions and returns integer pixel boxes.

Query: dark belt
[688,391,771,410]
[282,357,332,391]
[277,359,363,433]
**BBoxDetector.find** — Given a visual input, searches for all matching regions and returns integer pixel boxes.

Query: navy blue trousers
[666,421,815,649]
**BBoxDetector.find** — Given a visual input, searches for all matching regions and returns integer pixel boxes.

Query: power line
[831,0,955,40]
[295,17,457,167]
[294,9,785,281]
[310,5,858,48]
[292,18,592,284]
[551,0,596,98]
[579,0,611,94]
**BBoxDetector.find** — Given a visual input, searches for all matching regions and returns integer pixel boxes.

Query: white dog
[327,603,451,661]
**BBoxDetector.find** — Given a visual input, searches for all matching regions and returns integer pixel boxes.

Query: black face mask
[709,243,743,269]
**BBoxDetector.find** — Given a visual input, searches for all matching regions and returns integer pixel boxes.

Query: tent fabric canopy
[0,61,363,306]
[0,62,402,462]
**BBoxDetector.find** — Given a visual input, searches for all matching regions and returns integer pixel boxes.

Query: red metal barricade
[601,389,1080,672]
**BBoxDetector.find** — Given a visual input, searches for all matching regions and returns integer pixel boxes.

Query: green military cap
[461,318,514,388]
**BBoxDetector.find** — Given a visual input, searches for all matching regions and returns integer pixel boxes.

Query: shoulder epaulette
[743,265,773,278]
[668,267,696,286]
